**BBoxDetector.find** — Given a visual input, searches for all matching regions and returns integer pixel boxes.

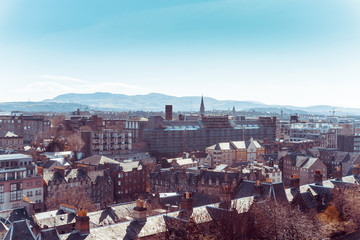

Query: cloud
[15,76,149,101]
[39,74,89,83]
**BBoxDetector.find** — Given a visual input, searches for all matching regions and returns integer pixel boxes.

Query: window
[10,183,22,201]
[118,173,122,178]
[0,185,4,203]
[118,181,121,186]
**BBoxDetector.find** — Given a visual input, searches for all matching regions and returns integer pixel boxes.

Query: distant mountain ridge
[40,92,360,115]
[0,92,358,114]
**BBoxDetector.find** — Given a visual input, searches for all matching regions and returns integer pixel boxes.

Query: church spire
[200,95,205,115]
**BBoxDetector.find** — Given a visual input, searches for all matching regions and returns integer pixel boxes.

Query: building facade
[0,115,50,144]
[81,130,132,157]
[144,115,277,156]
[0,154,43,212]
[206,139,265,166]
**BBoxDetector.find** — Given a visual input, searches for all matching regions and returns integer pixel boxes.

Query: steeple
[200,95,205,115]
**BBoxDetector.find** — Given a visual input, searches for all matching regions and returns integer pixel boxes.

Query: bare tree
[46,186,96,212]
[65,132,85,161]
[50,114,66,138]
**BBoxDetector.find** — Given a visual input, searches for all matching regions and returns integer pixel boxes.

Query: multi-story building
[337,134,360,153]
[125,118,148,151]
[110,161,146,203]
[0,114,50,144]
[76,156,147,203]
[281,153,327,186]
[290,123,342,148]
[144,115,277,157]
[206,138,264,166]
[81,129,132,157]
[150,168,242,196]
[0,132,24,150]
[0,154,43,212]
[43,167,113,210]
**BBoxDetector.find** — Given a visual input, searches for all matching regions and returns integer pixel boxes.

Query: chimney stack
[133,199,147,221]
[179,192,193,218]
[165,105,173,121]
[352,164,360,176]
[290,174,300,190]
[254,180,262,197]
[75,209,90,235]
[334,166,342,180]
[219,185,231,209]
[314,170,323,185]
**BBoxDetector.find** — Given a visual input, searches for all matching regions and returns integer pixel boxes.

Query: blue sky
[0,0,359,107]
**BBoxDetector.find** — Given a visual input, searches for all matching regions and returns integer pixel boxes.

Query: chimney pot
[75,209,90,235]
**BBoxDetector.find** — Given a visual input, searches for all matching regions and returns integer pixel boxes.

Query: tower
[200,95,205,115]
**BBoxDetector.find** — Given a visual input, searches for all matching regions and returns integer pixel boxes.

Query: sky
[0,0,360,108]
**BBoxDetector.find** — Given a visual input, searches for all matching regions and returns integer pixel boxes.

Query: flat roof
[0,154,32,161]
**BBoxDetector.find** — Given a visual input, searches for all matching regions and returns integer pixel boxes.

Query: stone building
[206,138,265,166]
[281,153,327,186]
[0,132,24,150]
[150,168,242,197]
[43,167,113,210]
[0,114,50,144]
[76,155,147,203]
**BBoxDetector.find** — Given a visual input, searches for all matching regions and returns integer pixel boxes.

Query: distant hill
[0,92,358,115]
[44,92,267,112]
[0,102,87,113]
[42,92,360,115]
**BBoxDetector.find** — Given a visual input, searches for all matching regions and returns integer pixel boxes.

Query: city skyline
[0,0,360,108]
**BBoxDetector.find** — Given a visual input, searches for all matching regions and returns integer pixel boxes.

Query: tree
[45,138,66,152]
[319,186,360,238]
[50,114,66,138]
[65,132,85,161]
[46,186,96,212]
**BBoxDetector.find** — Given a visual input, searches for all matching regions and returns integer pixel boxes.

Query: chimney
[180,192,193,218]
[133,199,147,221]
[75,209,90,235]
[219,185,231,209]
[290,174,300,190]
[352,164,360,176]
[314,170,323,185]
[165,105,173,121]
[254,180,262,196]
[334,166,342,180]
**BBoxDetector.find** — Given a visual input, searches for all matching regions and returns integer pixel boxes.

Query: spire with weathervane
[200,95,205,115]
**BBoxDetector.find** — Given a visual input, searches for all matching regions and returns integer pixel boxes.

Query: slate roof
[300,191,317,209]
[43,168,90,185]
[60,197,254,240]
[36,228,61,240]
[87,170,112,185]
[3,220,36,240]
[77,155,119,166]
[42,160,57,169]
[0,207,37,228]
[235,180,288,203]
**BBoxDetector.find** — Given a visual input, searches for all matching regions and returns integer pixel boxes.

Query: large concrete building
[143,115,277,157]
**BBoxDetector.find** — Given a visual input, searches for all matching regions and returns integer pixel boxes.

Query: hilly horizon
[0,92,358,115]
[43,92,359,116]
